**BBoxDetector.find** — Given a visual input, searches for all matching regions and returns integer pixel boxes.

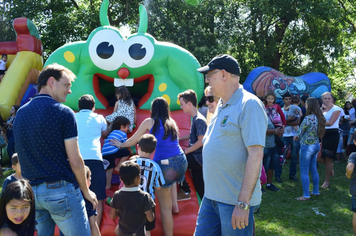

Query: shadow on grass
[256,160,353,236]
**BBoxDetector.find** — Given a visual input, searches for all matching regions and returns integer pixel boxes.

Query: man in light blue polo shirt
[194,55,267,236]
[75,94,109,227]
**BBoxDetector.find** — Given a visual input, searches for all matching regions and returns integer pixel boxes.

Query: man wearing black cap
[195,54,267,236]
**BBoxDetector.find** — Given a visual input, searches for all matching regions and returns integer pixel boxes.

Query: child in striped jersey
[130,134,165,236]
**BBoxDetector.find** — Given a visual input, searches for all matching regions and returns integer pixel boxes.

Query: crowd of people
[0,54,356,236]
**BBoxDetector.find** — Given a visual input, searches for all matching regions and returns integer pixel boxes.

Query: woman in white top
[318,92,342,188]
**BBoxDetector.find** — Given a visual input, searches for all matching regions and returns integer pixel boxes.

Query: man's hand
[231,205,249,230]
[83,189,98,210]
[276,127,284,137]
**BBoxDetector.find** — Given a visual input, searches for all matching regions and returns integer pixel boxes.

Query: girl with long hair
[106,86,136,132]
[0,179,36,236]
[294,97,326,200]
[110,97,187,236]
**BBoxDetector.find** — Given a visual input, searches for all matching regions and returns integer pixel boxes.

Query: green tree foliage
[0,0,141,59]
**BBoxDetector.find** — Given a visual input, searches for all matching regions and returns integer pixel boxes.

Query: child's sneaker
[177,189,191,201]
[279,155,286,165]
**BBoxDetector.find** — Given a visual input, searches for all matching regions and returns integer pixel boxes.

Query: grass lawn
[256,159,354,235]
[0,159,354,235]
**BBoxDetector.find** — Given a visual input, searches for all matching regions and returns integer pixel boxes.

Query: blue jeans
[275,136,299,178]
[299,143,320,198]
[32,180,91,236]
[263,146,278,171]
[157,153,188,188]
[194,197,255,236]
[351,196,356,213]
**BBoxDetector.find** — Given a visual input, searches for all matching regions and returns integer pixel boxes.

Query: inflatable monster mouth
[93,73,154,109]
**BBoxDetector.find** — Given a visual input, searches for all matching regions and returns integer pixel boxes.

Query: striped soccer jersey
[134,157,165,201]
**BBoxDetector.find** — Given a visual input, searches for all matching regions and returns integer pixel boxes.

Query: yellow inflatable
[0,18,43,120]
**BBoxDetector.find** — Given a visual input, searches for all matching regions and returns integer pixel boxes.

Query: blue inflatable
[243,67,331,103]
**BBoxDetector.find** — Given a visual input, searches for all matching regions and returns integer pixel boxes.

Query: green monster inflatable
[45,0,204,112]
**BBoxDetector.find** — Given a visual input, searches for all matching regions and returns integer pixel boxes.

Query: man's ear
[47,76,55,89]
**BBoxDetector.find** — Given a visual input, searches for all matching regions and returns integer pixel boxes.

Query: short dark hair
[37,63,75,92]
[11,153,19,165]
[292,96,300,104]
[1,54,7,58]
[78,94,95,110]
[138,134,157,154]
[301,95,309,103]
[178,89,197,107]
[112,116,130,130]
[119,161,140,186]
[12,105,20,113]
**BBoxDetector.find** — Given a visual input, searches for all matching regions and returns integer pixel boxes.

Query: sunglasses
[205,96,217,103]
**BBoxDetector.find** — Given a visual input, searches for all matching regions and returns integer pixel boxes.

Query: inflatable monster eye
[89,29,124,70]
[97,42,114,59]
[124,36,154,68]
[129,43,146,60]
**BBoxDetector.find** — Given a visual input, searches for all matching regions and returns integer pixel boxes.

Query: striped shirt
[102,130,127,156]
[134,157,165,201]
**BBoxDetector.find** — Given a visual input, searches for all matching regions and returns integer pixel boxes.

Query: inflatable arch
[0,18,43,120]
[243,66,331,104]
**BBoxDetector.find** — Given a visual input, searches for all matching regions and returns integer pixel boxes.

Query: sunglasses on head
[204,96,216,103]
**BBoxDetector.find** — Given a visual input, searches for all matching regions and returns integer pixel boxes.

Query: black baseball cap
[197,54,241,76]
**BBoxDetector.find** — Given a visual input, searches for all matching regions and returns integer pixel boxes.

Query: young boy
[0,54,7,82]
[130,134,165,236]
[1,153,21,195]
[84,166,101,236]
[110,161,155,236]
[177,89,207,200]
[59,166,100,236]
[102,116,131,189]
[288,96,302,132]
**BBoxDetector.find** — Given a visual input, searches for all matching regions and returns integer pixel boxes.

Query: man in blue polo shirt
[14,63,97,236]
[75,94,109,227]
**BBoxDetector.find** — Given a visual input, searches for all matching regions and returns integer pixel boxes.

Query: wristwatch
[237,201,250,210]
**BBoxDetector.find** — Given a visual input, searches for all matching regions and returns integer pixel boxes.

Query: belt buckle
[46,181,63,189]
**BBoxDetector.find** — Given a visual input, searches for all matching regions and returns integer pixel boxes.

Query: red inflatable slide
[53,108,200,236]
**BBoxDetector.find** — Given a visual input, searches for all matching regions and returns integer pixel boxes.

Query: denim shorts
[263,146,278,171]
[352,196,356,213]
[156,153,188,188]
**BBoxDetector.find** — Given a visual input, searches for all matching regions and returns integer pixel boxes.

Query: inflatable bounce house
[43,0,204,235]
[0,18,43,120]
[243,67,331,103]
[0,18,43,163]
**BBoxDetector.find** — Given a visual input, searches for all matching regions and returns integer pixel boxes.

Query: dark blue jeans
[275,136,299,178]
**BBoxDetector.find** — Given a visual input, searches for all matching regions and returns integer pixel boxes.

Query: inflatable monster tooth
[45,0,204,111]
